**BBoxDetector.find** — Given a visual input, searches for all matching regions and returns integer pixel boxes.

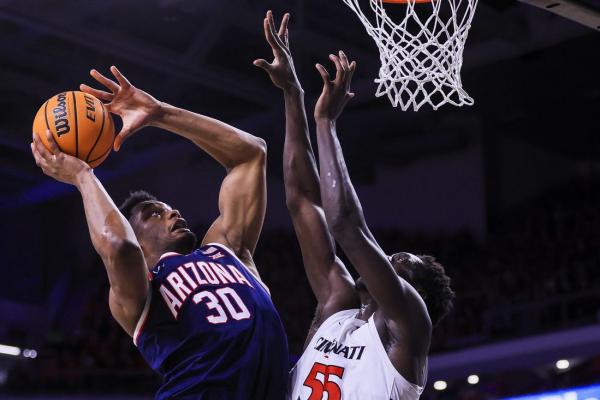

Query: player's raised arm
[314,52,432,348]
[255,11,357,323]
[30,131,148,337]
[81,67,267,274]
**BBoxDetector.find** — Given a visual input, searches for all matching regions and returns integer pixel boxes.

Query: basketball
[32,91,115,168]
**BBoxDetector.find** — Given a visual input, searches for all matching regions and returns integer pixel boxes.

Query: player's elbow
[326,210,365,241]
[250,137,267,161]
[285,187,307,214]
[254,137,267,154]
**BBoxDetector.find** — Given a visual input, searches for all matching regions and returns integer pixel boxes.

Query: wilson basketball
[32,91,115,168]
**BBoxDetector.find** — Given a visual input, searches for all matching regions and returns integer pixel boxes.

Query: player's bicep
[202,154,266,259]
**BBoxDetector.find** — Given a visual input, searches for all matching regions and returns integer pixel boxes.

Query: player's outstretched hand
[31,130,90,186]
[80,66,161,152]
[314,51,356,121]
[254,11,302,92]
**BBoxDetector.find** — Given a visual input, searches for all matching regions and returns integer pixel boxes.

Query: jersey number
[303,362,345,400]
[193,287,251,324]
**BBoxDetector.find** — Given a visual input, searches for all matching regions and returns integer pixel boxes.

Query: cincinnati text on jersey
[314,336,366,360]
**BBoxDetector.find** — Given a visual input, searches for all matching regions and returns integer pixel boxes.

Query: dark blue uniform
[134,243,288,399]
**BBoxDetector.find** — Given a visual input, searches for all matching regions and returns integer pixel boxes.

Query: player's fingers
[278,13,290,39]
[110,66,132,89]
[263,15,281,52]
[79,84,114,102]
[45,129,61,155]
[267,11,286,50]
[330,54,345,83]
[347,60,357,91]
[113,125,135,152]
[339,50,350,71]
[30,142,46,167]
[316,63,331,86]
[90,69,120,93]
[114,133,124,152]
[349,60,357,77]
[32,132,52,160]
[253,59,272,72]
[32,148,50,171]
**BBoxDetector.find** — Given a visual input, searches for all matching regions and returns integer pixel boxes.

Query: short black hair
[119,190,157,221]
[404,255,455,327]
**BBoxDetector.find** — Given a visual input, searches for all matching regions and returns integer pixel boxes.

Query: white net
[342,0,479,111]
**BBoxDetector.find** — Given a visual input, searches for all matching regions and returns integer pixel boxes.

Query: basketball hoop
[342,0,479,111]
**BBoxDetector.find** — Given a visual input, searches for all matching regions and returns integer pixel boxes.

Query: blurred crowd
[4,180,600,396]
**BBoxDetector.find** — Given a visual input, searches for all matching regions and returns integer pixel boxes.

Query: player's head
[391,252,454,326]
[119,190,197,259]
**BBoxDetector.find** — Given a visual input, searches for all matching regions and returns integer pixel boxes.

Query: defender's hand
[315,51,356,121]
[254,11,301,92]
[31,130,90,186]
[80,66,161,152]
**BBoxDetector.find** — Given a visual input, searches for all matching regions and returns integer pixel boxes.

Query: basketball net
[342,0,479,111]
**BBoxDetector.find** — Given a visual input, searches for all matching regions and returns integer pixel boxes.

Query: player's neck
[144,251,162,269]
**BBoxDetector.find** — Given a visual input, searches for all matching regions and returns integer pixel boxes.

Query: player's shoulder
[200,241,272,295]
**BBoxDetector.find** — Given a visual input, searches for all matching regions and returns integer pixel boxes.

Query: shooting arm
[30,131,147,337]
[151,104,265,170]
[76,170,148,336]
[150,105,267,272]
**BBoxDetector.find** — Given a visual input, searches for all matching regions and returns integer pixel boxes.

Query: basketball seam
[43,100,50,132]
[86,100,106,162]
[72,92,79,159]
[88,145,112,164]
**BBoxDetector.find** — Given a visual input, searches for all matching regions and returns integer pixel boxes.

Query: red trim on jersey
[133,290,153,346]
[158,252,181,261]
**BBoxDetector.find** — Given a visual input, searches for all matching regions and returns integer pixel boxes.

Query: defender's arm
[256,11,357,318]
[31,132,147,337]
[314,53,432,345]
[284,90,356,318]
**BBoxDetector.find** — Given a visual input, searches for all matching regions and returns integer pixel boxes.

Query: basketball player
[30,66,288,399]
[255,12,454,399]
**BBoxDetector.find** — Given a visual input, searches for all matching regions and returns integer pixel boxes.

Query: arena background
[1,0,599,398]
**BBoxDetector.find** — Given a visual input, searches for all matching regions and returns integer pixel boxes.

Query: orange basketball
[32,91,115,168]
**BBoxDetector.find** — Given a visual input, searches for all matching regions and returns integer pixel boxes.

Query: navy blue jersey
[134,242,288,399]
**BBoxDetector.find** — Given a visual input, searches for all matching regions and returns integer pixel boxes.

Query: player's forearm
[150,103,266,169]
[316,119,367,234]
[75,169,141,260]
[283,88,322,209]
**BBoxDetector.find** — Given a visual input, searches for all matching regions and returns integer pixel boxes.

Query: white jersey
[288,309,424,400]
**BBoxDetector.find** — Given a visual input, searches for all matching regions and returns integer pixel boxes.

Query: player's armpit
[108,287,148,338]
[202,147,267,269]
[320,261,359,320]
[103,239,149,336]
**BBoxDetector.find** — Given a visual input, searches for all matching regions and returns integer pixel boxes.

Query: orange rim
[382,0,433,3]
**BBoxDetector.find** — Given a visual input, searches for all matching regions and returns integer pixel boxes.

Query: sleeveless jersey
[134,242,289,400]
[288,309,424,400]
